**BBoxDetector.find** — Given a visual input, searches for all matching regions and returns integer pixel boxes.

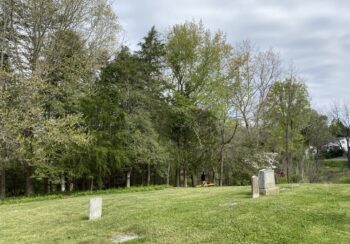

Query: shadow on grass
[80,216,89,221]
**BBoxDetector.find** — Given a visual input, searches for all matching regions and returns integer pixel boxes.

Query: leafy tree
[303,110,331,180]
[264,79,310,182]
[136,26,171,185]
[0,0,119,196]
[10,76,45,195]
[165,21,232,186]
[83,47,167,188]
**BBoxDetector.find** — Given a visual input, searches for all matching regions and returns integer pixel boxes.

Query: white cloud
[113,0,350,109]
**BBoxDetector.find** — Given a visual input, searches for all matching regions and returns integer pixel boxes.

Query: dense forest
[0,0,349,198]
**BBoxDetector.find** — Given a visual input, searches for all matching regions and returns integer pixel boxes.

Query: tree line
[0,0,349,198]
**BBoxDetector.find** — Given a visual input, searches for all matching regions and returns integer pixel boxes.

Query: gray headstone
[258,169,279,195]
[251,175,259,198]
[89,197,102,220]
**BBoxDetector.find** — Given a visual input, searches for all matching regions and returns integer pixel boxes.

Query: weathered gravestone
[258,169,279,195]
[89,197,102,220]
[251,175,259,198]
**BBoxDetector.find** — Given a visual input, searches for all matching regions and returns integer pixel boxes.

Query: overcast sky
[113,0,350,110]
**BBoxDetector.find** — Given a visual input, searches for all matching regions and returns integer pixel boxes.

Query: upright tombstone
[251,175,259,198]
[89,197,102,220]
[258,169,279,195]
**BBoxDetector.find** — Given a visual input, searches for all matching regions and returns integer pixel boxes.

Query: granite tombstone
[258,169,279,195]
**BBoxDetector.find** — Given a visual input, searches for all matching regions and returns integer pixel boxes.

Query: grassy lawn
[1,184,350,243]
[320,158,350,183]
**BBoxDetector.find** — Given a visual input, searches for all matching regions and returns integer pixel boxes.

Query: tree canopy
[0,4,336,197]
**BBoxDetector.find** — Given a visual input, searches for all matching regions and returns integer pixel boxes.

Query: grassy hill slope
[1,184,350,243]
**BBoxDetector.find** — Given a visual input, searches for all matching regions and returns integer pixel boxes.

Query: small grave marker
[251,175,259,198]
[89,197,102,220]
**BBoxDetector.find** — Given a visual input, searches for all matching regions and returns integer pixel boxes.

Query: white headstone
[258,169,279,195]
[89,197,102,220]
[251,175,259,198]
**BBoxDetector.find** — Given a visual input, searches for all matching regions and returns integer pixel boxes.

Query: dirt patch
[111,233,139,243]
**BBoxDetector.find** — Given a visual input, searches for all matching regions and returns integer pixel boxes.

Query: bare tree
[253,49,282,129]
[229,41,281,142]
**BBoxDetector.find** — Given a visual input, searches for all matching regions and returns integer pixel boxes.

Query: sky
[113,0,350,110]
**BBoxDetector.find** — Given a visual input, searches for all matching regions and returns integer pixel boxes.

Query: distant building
[324,137,348,152]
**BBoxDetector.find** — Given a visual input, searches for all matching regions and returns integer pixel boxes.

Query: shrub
[321,147,344,159]
[290,174,301,183]
[276,176,288,184]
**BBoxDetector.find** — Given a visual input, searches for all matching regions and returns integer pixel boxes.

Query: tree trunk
[191,174,197,187]
[81,178,86,191]
[147,164,151,186]
[153,171,157,185]
[166,162,171,186]
[286,161,290,183]
[50,182,54,192]
[0,3,9,69]
[0,167,5,198]
[315,148,320,174]
[285,133,290,183]
[347,138,350,168]
[286,155,292,183]
[67,178,74,192]
[219,151,224,186]
[300,158,305,182]
[60,175,66,192]
[133,169,136,186]
[69,182,74,191]
[295,162,299,177]
[183,168,188,187]
[43,178,49,194]
[52,184,59,192]
[126,169,131,188]
[176,167,180,187]
[25,164,34,196]
[212,168,216,185]
[286,162,289,183]
[89,177,94,191]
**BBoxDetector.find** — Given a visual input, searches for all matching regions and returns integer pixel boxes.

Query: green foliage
[276,176,288,184]
[0,13,331,197]
[303,110,331,150]
[82,43,168,185]
[321,147,344,159]
[165,21,233,182]
[265,79,310,152]
[264,79,310,181]
[330,119,346,137]
[290,174,301,183]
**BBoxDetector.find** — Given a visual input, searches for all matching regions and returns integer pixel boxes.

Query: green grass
[319,159,350,183]
[1,184,350,243]
[322,158,348,169]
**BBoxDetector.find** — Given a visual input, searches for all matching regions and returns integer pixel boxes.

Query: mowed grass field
[1,184,350,243]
